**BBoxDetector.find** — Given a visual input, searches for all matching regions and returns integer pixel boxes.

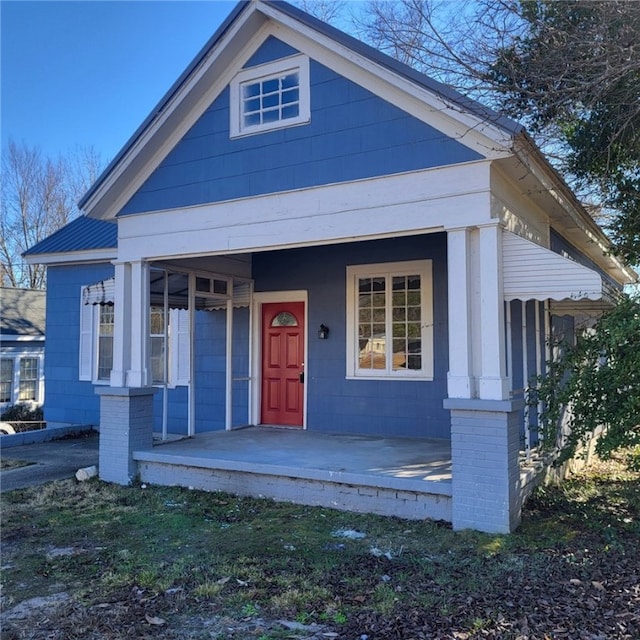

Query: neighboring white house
[24,0,636,532]
[0,287,46,411]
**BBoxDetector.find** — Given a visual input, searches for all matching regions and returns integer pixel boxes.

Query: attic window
[230,55,310,138]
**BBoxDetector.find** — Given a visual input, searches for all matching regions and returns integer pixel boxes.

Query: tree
[358,0,640,465]
[359,0,640,261]
[0,141,103,289]
[530,296,640,470]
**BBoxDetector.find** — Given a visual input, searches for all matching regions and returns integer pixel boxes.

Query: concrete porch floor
[135,426,452,495]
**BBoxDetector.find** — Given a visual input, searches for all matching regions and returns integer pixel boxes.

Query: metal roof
[23,216,117,256]
[0,288,46,336]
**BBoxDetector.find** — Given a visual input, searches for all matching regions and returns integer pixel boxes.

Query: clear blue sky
[1,1,236,164]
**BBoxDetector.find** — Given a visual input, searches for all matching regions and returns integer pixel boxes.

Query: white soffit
[503,231,606,302]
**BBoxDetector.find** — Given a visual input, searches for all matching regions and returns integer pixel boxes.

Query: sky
[1,1,238,164]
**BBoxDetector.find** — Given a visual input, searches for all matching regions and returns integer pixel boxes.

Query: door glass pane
[271,311,298,327]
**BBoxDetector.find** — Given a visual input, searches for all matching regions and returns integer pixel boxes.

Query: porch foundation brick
[444,398,523,534]
[136,461,452,522]
[96,387,157,485]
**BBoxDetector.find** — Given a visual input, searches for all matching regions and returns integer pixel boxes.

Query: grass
[0,458,35,471]
[1,456,638,639]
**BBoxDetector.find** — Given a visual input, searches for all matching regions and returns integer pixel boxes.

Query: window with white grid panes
[97,305,114,381]
[230,56,310,137]
[150,306,167,385]
[18,357,38,402]
[0,359,13,403]
[346,261,433,379]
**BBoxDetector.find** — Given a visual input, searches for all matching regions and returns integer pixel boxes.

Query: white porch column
[126,260,151,388]
[446,228,475,398]
[110,261,131,387]
[477,225,509,400]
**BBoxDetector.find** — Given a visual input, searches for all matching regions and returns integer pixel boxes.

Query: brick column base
[444,398,524,533]
[96,387,157,485]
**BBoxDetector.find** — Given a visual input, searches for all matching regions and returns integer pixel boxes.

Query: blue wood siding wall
[159,307,251,435]
[253,234,450,439]
[508,299,547,440]
[120,37,482,215]
[45,264,114,426]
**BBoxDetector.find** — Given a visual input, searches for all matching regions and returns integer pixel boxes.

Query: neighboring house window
[0,359,13,403]
[18,357,39,402]
[346,261,434,380]
[230,55,310,137]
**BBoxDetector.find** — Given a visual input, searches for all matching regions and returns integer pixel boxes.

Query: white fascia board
[258,4,514,158]
[117,161,492,261]
[23,248,117,266]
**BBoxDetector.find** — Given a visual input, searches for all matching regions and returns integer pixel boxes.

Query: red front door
[261,301,305,427]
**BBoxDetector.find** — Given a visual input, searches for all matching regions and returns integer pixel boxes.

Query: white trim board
[117,162,492,261]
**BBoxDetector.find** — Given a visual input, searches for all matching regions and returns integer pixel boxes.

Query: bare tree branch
[0,141,104,289]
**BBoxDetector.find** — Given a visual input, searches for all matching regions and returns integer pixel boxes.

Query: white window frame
[18,357,40,402]
[346,260,434,380]
[229,54,310,138]
[0,358,14,404]
[79,288,189,387]
[0,354,44,407]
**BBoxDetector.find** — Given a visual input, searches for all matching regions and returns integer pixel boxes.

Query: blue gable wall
[253,234,450,439]
[45,264,114,426]
[120,37,482,215]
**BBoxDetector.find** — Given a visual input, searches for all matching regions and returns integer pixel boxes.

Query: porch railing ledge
[132,449,453,497]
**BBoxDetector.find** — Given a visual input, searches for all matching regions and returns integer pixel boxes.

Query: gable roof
[77,0,521,221]
[0,288,46,337]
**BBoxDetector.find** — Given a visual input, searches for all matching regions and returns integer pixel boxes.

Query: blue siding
[156,307,250,435]
[120,38,482,215]
[244,35,299,67]
[253,234,450,439]
[509,300,546,439]
[44,264,114,426]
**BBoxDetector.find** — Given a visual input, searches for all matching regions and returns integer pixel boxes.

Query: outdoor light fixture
[318,324,330,339]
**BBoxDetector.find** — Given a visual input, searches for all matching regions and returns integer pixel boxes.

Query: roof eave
[511,131,637,285]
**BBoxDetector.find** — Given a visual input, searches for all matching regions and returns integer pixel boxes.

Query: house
[24,0,636,532]
[0,287,46,411]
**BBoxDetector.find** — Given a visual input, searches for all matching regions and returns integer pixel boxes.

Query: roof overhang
[503,231,617,305]
[497,135,638,288]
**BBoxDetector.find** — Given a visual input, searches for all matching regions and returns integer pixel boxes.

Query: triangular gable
[79,0,518,221]
[120,35,484,215]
